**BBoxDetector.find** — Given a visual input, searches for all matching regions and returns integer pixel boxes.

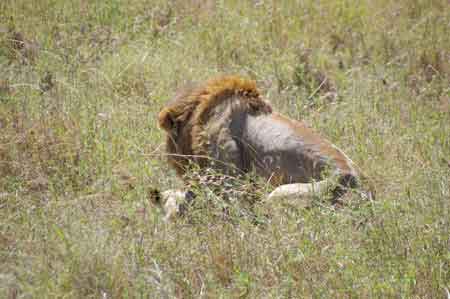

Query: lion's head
[158,76,272,176]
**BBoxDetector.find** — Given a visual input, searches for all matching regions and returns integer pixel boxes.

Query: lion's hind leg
[267,180,331,202]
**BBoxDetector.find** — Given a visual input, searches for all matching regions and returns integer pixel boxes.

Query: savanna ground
[1,0,449,298]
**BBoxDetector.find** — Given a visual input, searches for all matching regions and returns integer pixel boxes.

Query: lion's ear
[158,110,177,132]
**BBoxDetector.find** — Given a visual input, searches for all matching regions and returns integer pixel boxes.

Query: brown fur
[158,75,372,203]
[159,76,272,176]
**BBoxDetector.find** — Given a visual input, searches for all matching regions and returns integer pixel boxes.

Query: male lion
[156,76,372,220]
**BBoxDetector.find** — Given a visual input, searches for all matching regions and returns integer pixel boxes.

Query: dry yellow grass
[0,0,449,297]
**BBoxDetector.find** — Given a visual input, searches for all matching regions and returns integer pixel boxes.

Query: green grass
[1,0,449,297]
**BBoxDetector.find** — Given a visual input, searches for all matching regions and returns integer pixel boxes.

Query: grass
[1,0,449,297]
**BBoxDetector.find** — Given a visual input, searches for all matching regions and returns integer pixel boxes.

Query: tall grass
[1,0,449,297]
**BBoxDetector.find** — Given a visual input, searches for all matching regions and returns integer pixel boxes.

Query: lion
[156,76,373,220]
